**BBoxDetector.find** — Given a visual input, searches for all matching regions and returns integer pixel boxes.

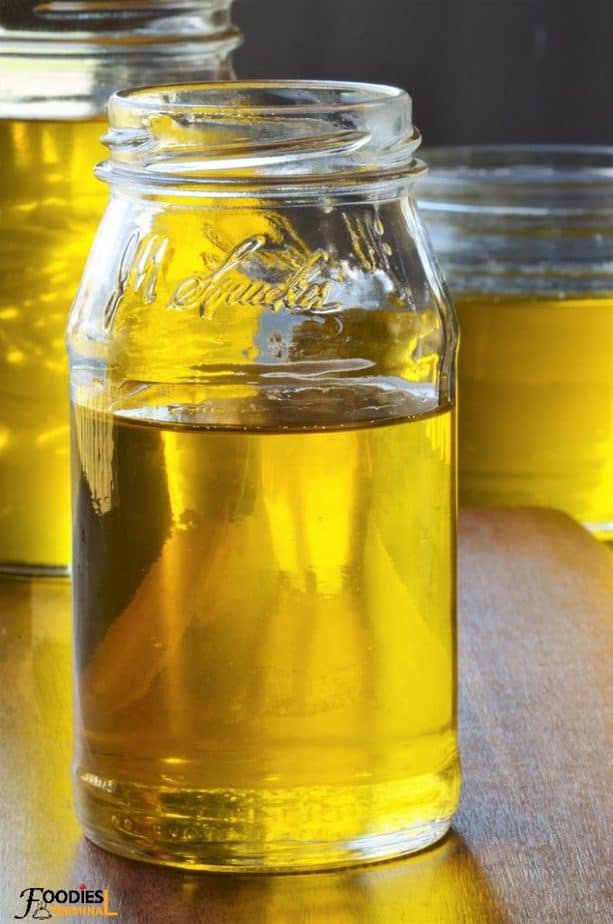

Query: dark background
[234,0,613,146]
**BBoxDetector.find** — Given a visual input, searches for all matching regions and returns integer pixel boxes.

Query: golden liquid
[457,293,613,538]
[0,119,106,571]
[72,397,458,871]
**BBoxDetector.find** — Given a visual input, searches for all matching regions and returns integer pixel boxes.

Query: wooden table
[0,509,611,922]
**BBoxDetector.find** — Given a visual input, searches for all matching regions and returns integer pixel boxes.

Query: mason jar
[418,146,613,540]
[0,2,241,574]
[67,81,460,871]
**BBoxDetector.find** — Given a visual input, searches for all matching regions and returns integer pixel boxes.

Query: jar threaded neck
[100,80,424,200]
[0,1,241,118]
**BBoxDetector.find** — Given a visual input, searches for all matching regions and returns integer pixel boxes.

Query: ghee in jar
[0,119,106,571]
[457,292,613,538]
[72,391,459,870]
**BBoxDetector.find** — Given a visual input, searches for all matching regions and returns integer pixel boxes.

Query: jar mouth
[418,145,613,214]
[111,80,408,115]
[99,80,424,199]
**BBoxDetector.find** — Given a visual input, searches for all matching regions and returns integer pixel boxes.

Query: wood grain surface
[0,509,611,923]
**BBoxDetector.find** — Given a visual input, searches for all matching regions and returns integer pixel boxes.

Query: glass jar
[67,81,460,872]
[0,2,241,575]
[418,146,613,540]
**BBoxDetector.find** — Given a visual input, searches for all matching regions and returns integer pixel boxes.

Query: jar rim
[421,144,613,180]
[99,80,424,200]
[111,79,408,115]
[0,0,234,44]
[418,145,613,215]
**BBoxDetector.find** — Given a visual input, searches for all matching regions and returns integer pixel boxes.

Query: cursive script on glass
[168,234,342,318]
[103,231,170,329]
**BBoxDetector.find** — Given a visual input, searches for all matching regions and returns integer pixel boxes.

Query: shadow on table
[69,830,506,924]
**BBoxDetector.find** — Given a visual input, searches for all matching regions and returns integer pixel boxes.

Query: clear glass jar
[418,146,613,540]
[68,80,460,872]
[0,2,241,575]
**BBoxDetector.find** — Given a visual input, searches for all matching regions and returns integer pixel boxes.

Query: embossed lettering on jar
[68,81,460,871]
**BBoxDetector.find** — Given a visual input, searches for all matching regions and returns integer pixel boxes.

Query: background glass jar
[67,81,460,871]
[418,147,613,540]
[0,1,241,574]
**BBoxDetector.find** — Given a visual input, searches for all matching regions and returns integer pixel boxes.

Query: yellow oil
[457,293,613,538]
[71,395,459,870]
[0,119,106,571]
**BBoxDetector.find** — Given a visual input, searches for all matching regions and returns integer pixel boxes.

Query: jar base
[74,761,460,872]
[80,815,455,874]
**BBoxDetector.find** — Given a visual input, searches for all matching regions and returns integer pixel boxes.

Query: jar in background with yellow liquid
[0,1,241,574]
[418,147,613,540]
[68,81,460,871]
